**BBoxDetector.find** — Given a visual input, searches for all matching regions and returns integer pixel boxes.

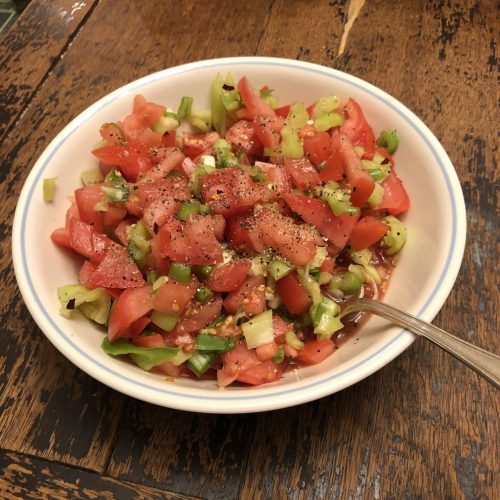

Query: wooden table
[1,1,498,498]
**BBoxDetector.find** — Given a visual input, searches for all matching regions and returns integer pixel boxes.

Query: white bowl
[12,57,466,413]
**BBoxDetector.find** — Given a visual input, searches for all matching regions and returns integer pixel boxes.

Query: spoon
[334,296,500,389]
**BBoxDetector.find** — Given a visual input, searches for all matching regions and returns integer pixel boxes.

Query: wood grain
[0,0,498,498]
[0,451,196,499]
[0,0,98,142]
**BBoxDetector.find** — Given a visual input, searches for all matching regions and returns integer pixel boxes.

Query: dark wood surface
[1,0,498,498]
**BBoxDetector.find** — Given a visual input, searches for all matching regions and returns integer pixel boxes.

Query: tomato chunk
[275,271,311,315]
[108,285,154,341]
[207,259,252,292]
[223,275,266,316]
[284,157,321,190]
[297,339,335,365]
[237,77,276,118]
[303,131,331,167]
[378,171,410,215]
[349,216,388,250]
[153,277,198,315]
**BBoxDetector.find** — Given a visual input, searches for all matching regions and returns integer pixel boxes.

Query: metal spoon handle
[341,298,500,389]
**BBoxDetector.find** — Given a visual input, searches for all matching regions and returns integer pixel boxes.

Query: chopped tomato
[256,341,279,361]
[341,98,376,155]
[108,285,154,341]
[319,130,346,182]
[102,205,127,229]
[74,184,104,232]
[254,161,290,201]
[138,147,184,183]
[319,256,335,274]
[336,133,375,207]
[69,218,114,264]
[207,259,252,292]
[129,316,151,339]
[237,77,276,118]
[183,131,220,159]
[153,277,198,315]
[150,229,171,276]
[92,144,153,182]
[283,193,359,250]
[201,168,261,217]
[78,260,97,288]
[253,115,284,148]
[284,157,321,190]
[225,120,262,156]
[303,131,331,167]
[159,215,223,265]
[275,271,311,315]
[133,332,166,348]
[225,212,257,253]
[297,339,335,365]
[223,275,266,316]
[51,227,71,248]
[88,245,145,289]
[378,171,410,215]
[175,296,223,333]
[275,104,291,118]
[349,216,388,250]
[236,359,283,385]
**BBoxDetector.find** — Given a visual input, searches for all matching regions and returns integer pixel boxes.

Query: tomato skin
[275,104,291,118]
[174,296,223,333]
[133,333,165,348]
[237,77,276,118]
[74,184,104,232]
[128,316,151,339]
[88,245,145,289]
[225,120,263,156]
[108,285,154,341]
[51,227,71,248]
[283,193,359,250]
[183,131,220,159]
[92,144,153,182]
[236,359,283,385]
[254,162,290,201]
[296,339,335,365]
[69,218,114,264]
[153,277,197,315]
[253,115,284,148]
[207,259,252,292]
[284,157,321,190]
[275,271,312,315]
[138,147,184,183]
[201,168,261,217]
[159,215,223,265]
[303,131,331,166]
[225,213,257,253]
[341,98,376,155]
[349,216,388,250]
[319,131,346,182]
[223,275,266,316]
[378,171,410,215]
[78,260,97,288]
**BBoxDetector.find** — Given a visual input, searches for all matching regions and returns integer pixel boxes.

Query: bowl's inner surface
[16,60,460,410]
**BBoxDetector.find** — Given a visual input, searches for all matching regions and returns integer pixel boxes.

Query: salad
[49,74,409,387]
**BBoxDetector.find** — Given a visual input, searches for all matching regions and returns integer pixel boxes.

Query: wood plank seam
[0,0,101,148]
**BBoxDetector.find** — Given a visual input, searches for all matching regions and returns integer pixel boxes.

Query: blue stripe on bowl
[19,59,460,402]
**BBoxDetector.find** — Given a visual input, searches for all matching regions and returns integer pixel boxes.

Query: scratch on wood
[338,0,366,56]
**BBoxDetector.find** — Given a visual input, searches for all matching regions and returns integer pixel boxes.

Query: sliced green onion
[152,275,169,292]
[150,311,178,332]
[297,267,322,305]
[214,138,238,168]
[81,168,104,186]
[339,271,362,294]
[193,265,214,279]
[272,346,285,364]
[188,351,216,376]
[381,215,407,255]
[146,270,157,285]
[211,73,226,134]
[195,333,234,352]
[188,109,212,133]
[376,129,399,154]
[102,184,129,202]
[241,164,266,182]
[194,287,214,305]
[127,221,151,266]
[221,88,243,111]
[177,96,193,120]
[169,263,191,283]
[104,168,124,184]
[350,248,371,266]
[43,177,57,202]
[309,246,327,269]
[190,163,215,197]
[317,160,327,171]
[354,145,365,157]
[178,199,209,221]
[57,284,111,324]
[241,309,274,348]
[169,349,192,366]
[152,111,180,134]
[309,268,321,282]
[361,159,391,182]
[309,297,343,336]
[268,259,293,281]
[285,329,304,350]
